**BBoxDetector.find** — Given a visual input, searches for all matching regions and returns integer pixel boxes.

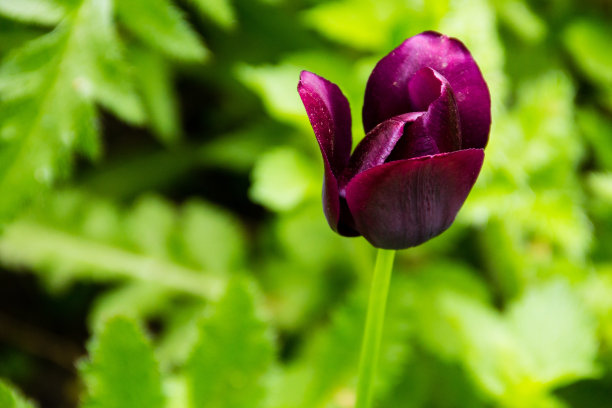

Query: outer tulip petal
[389,68,461,160]
[362,31,490,149]
[321,158,341,232]
[344,149,484,249]
[298,71,352,177]
[341,112,423,187]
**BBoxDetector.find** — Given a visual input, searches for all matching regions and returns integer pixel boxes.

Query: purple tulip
[298,31,490,249]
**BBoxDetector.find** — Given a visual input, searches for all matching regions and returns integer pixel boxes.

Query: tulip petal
[321,159,341,232]
[344,149,484,249]
[389,68,461,160]
[298,71,352,177]
[341,112,423,186]
[362,31,490,149]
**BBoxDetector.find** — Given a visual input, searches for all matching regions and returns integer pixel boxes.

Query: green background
[0,0,611,407]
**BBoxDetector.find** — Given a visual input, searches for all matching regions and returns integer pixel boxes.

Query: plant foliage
[0,0,611,407]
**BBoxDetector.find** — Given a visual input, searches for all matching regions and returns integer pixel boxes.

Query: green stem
[355,248,396,408]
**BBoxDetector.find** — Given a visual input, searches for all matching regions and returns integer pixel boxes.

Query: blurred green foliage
[0,0,611,407]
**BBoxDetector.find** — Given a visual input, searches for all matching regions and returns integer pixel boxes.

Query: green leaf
[88,283,170,331]
[379,355,488,408]
[249,147,316,212]
[130,46,180,144]
[577,108,612,170]
[179,199,246,273]
[0,0,68,25]
[236,63,306,128]
[191,0,237,29]
[495,0,546,43]
[80,317,165,408]
[0,19,44,56]
[124,195,177,260]
[186,279,274,408]
[115,0,207,62]
[0,380,35,408]
[301,0,398,51]
[563,19,612,86]
[269,273,413,407]
[588,173,612,204]
[466,73,590,270]
[0,0,144,223]
[434,280,598,405]
[0,191,225,298]
[506,280,599,387]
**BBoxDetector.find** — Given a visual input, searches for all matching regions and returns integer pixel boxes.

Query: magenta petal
[341,112,422,186]
[389,68,461,160]
[344,149,484,249]
[362,31,490,149]
[298,71,352,177]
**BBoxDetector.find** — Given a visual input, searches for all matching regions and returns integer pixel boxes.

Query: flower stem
[355,248,396,408]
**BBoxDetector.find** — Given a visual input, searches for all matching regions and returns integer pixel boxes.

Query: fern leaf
[115,0,207,61]
[89,283,171,331]
[80,316,165,408]
[0,0,144,223]
[186,279,275,408]
[0,191,246,298]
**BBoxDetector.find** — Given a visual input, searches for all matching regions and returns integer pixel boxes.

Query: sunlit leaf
[186,279,275,408]
[191,0,237,29]
[80,317,165,408]
[115,0,208,61]
[0,0,68,25]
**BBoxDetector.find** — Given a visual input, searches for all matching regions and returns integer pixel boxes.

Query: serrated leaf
[89,283,170,331]
[115,0,207,61]
[0,0,144,223]
[186,279,274,408]
[80,317,165,408]
[0,191,225,297]
[0,380,36,408]
[0,0,68,25]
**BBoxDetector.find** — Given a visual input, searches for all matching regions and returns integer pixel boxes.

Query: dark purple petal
[319,152,360,236]
[341,112,423,187]
[388,68,461,160]
[298,71,352,177]
[362,31,490,149]
[321,159,341,232]
[344,149,484,249]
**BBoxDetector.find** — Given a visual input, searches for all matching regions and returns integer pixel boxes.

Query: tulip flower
[298,31,490,250]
